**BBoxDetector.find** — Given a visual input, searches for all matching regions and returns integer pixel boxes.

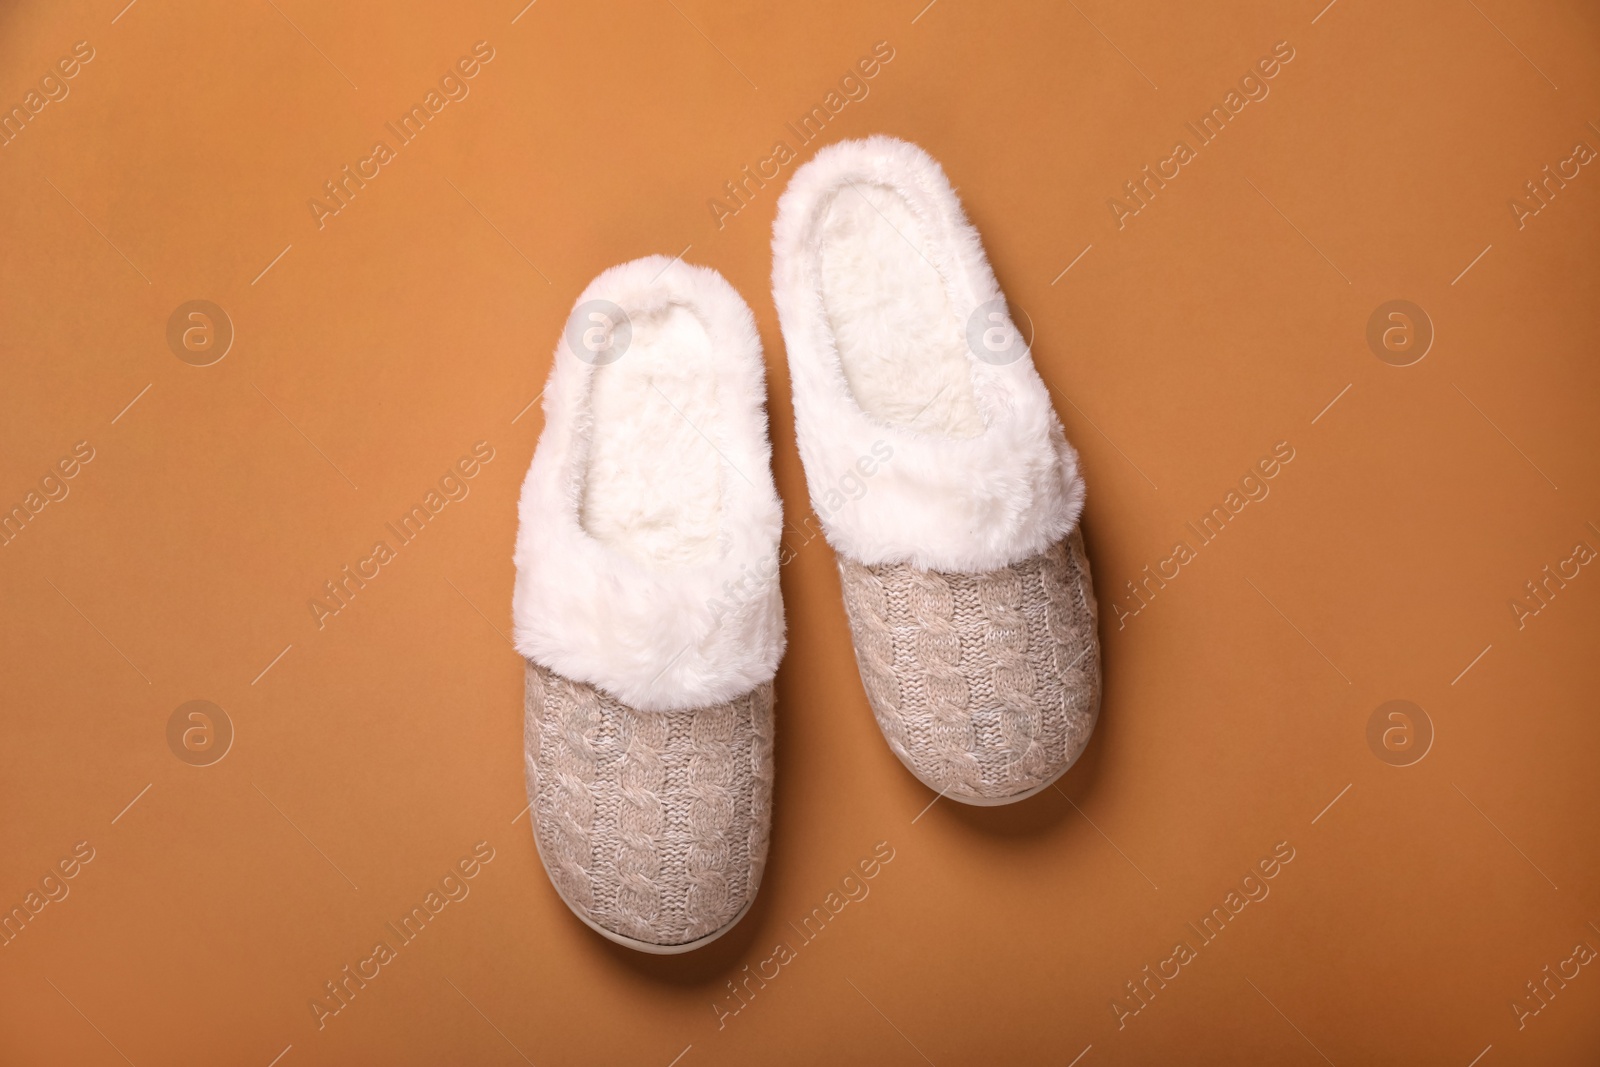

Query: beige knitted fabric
[837,531,1099,803]
[524,660,774,949]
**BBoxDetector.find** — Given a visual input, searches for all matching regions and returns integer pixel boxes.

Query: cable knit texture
[837,531,1099,802]
[525,660,774,947]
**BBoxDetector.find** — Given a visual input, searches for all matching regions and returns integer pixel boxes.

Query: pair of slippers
[512,136,1100,953]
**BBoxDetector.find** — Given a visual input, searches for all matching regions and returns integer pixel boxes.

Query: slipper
[771,135,1100,805]
[512,256,784,951]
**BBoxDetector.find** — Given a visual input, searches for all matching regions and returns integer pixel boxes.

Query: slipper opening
[579,302,723,568]
[816,181,983,439]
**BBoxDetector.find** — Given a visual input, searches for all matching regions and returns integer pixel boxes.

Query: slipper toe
[839,531,1099,805]
[525,661,775,952]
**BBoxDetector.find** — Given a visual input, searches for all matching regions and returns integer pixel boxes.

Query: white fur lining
[512,256,785,712]
[771,135,1085,573]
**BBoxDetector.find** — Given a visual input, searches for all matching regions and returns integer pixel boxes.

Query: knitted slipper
[771,136,1100,806]
[512,256,784,952]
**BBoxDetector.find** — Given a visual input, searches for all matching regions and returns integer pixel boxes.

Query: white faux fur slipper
[512,255,783,952]
[772,136,1100,806]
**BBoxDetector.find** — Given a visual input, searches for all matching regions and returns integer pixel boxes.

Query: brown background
[2,0,1598,1063]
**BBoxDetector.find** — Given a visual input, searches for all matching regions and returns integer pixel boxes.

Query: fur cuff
[771,135,1085,573]
[512,256,785,712]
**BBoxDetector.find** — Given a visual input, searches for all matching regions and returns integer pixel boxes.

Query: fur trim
[512,256,785,712]
[771,135,1085,573]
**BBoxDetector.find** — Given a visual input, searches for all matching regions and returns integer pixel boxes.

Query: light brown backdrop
[1,0,1597,1064]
